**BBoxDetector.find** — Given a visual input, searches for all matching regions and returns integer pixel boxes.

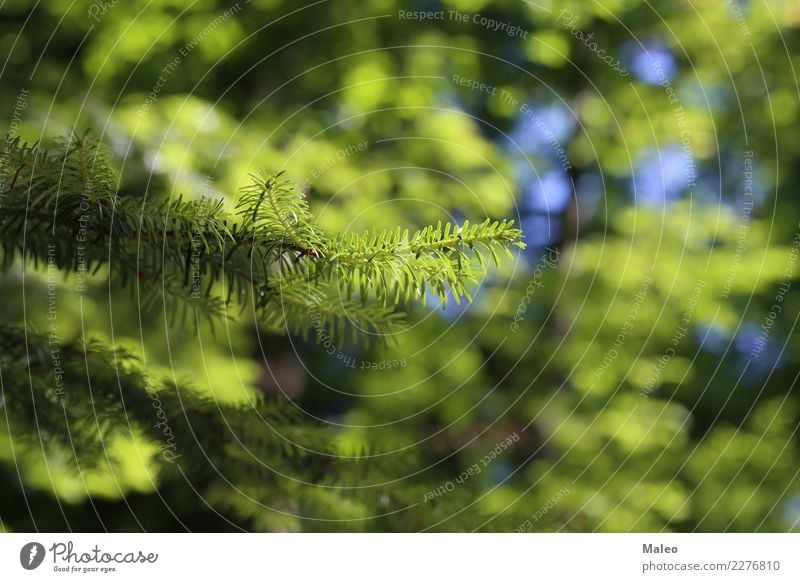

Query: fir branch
[0,134,524,341]
[325,219,525,306]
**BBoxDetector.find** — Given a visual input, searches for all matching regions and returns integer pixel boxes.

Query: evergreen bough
[0,132,524,530]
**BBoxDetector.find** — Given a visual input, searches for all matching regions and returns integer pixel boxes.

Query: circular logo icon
[20,542,46,570]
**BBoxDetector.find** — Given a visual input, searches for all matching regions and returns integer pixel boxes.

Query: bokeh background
[2,0,800,532]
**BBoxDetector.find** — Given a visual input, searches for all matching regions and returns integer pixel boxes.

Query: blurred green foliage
[1,0,800,531]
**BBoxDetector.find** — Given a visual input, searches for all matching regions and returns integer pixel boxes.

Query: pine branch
[325,219,525,306]
[0,134,525,341]
[0,133,527,531]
